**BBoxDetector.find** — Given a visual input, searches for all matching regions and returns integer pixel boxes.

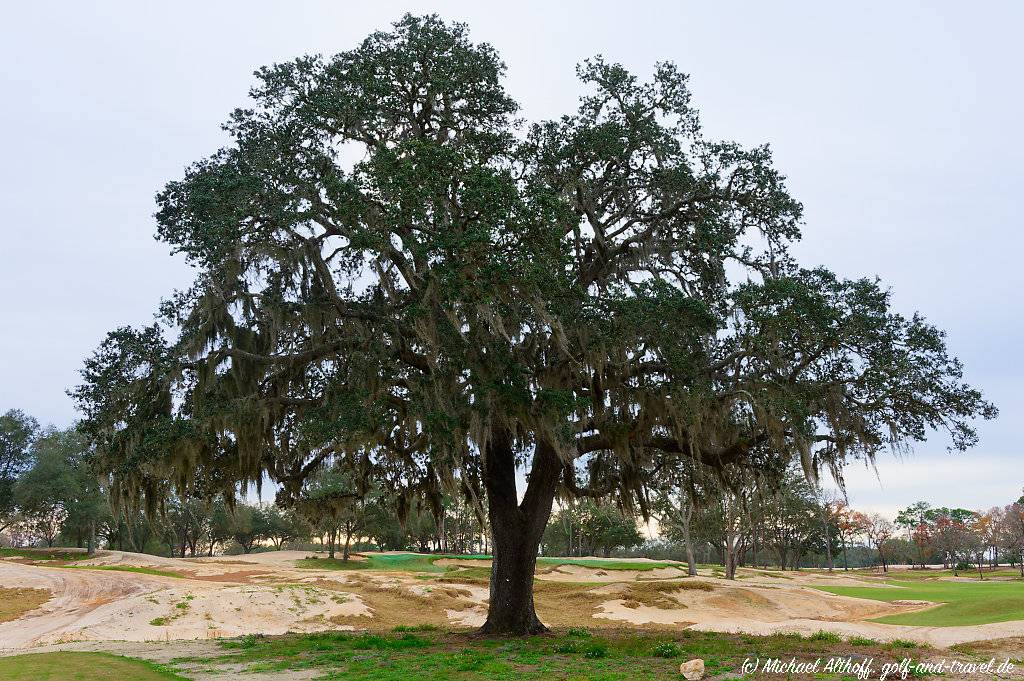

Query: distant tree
[164,496,210,557]
[881,536,917,566]
[927,507,976,574]
[704,472,754,580]
[970,511,994,579]
[895,501,933,568]
[263,505,306,550]
[227,504,269,554]
[999,501,1024,577]
[865,514,895,572]
[290,465,363,561]
[590,503,644,557]
[654,458,711,576]
[815,489,841,572]
[980,506,1003,569]
[60,457,108,555]
[834,506,870,571]
[207,499,234,556]
[361,492,408,551]
[0,410,38,536]
[761,472,819,571]
[15,427,104,551]
[543,499,641,558]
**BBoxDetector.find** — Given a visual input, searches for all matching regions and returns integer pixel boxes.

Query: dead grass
[319,575,477,630]
[435,573,489,586]
[534,581,612,627]
[950,636,1024,658]
[0,587,51,623]
[618,580,712,608]
[181,570,269,583]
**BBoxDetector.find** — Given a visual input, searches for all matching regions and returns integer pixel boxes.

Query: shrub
[652,641,681,658]
[848,636,877,646]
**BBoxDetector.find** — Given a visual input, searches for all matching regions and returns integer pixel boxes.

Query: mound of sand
[6,551,1024,650]
[0,558,367,649]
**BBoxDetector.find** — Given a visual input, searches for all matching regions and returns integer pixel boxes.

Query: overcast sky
[1,1,1020,518]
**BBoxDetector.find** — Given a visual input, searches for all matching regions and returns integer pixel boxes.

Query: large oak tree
[73,15,995,634]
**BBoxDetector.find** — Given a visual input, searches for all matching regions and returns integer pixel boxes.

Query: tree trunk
[724,537,737,580]
[679,497,697,577]
[750,522,759,573]
[822,513,834,572]
[86,519,96,557]
[479,430,560,636]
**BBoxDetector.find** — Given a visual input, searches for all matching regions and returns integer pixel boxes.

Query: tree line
[1,409,487,559]
[6,408,1016,581]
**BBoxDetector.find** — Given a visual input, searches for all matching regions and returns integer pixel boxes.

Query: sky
[0,1,1020,519]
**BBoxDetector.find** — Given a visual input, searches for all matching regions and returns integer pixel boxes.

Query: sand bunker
[0,558,366,648]
[5,551,1024,650]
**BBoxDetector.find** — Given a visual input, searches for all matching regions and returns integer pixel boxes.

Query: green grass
[165,628,935,680]
[536,557,684,571]
[297,553,451,573]
[0,548,87,562]
[816,579,1024,626]
[0,652,186,680]
[297,552,686,576]
[60,565,183,579]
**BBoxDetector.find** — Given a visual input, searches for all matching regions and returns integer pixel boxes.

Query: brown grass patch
[950,636,1024,658]
[318,575,478,630]
[0,587,51,623]
[320,575,716,631]
[533,581,611,627]
[183,569,270,583]
[435,574,488,586]
[615,580,709,609]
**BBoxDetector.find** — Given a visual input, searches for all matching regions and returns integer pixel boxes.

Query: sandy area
[4,551,1024,651]
[0,557,369,649]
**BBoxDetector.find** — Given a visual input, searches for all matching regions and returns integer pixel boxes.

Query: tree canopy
[0,409,38,531]
[72,14,995,634]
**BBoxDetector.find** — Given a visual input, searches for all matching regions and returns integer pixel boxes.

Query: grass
[59,565,183,579]
[0,652,186,680]
[298,553,450,573]
[0,549,179,578]
[0,548,87,562]
[164,627,938,680]
[816,578,1024,626]
[536,557,684,571]
[297,552,686,576]
[0,587,51,623]
[860,567,1024,581]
